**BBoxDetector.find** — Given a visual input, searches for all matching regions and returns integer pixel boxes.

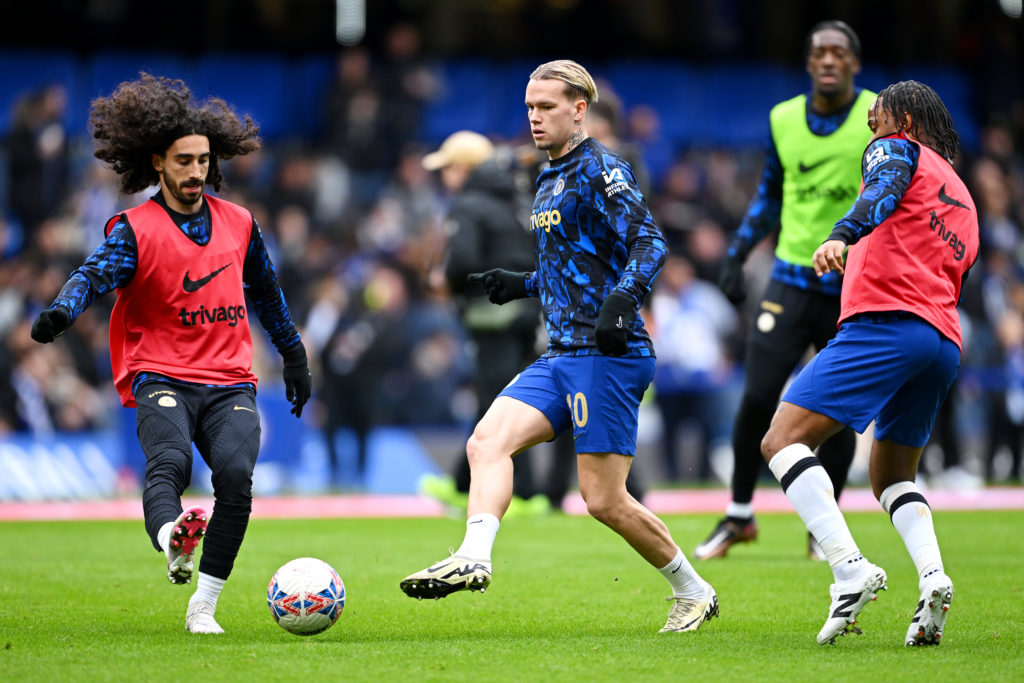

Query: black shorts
[135,380,261,478]
[741,280,843,403]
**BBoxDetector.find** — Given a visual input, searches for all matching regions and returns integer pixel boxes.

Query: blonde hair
[529,60,599,105]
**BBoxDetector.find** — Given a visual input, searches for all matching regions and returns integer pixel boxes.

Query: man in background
[696,20,875,561]
[418,130,548,516]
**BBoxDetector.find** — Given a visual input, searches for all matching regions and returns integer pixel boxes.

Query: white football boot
[185,600,224,634]
[817,562,887,644]
[906,572,953,646]
[400,554,492,599]
[660,583,719,633]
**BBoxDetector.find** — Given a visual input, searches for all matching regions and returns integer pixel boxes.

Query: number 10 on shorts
[566,392,588,428]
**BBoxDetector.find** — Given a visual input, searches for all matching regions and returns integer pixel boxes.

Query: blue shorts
[498,355,656,456]
[782,315,960,447]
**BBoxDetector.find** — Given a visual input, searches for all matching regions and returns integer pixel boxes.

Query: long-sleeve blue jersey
[524,137,667,357]
[728,90,866,296]
[829,136,919,243]
[51,192,302,390]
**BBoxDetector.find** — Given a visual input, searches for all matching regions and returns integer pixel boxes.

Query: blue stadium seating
[193,53,291,140]
[84,52,194,111]
[0,49,980,153]
[0,50,79,134]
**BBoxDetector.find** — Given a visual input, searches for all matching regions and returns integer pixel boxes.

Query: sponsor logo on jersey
[601,168,624,184]
[601,167,629,197]
[182,263,232,292]
[530,209,562,232]
[937,183,969,210]
[146,389,177,399]
[794,185,857,203]
[864,146,890,173]
[178,304,247,327]
[928,210,966,261]
[798,157,832,173]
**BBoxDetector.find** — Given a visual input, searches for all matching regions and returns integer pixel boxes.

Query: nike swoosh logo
[615,315,623,329]
[183,263,232,292]
[938,183,969,210]
[233,405,255,413]
[798,158,831,173]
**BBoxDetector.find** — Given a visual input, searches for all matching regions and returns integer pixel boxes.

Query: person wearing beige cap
[417,130,548,517]
[422,130,494,172]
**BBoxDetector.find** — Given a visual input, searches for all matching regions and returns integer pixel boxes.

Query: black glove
[717,256,746,304]
[595,291,635,356]
[281,342,312,418]
[30,307,71,343]
[467,269,529,305]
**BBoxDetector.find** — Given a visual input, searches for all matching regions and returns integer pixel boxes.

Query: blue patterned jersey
[728,90,867,296]
[523,138,667,357]
[829,136,919,243]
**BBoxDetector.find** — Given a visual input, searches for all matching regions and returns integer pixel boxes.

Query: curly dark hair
[89,72,261,194]
[877,80,960,163]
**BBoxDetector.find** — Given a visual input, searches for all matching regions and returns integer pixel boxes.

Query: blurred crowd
[3,36,1024,489]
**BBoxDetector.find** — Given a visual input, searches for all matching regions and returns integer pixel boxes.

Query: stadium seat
[194,54,290,140]
[290,53,336,141]
[0,50,78,136]
[81,52,193,136]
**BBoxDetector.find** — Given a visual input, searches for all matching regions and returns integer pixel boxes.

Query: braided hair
[877,80,960,162]
[89,72,261,194]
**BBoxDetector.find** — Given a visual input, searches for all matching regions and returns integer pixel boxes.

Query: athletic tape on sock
[768,443,821,492]
[880,481,928,519]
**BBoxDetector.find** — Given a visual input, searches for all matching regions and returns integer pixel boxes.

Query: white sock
[158,521,174,557]
[880,481,944,587]
[658,549,708,599]
[189,572,226,610]
[769,443,862,578]
[725,502,754,520]
[455,513,500,562]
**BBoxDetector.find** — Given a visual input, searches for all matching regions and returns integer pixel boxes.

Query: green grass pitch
[1,510,1021,681]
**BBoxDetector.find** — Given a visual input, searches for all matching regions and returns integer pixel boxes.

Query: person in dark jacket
[418,131,548,515]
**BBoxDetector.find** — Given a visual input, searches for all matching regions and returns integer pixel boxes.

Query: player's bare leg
[763,403,887,644]
[400,397,553,599]
[577,452,717,632]
[869,439,954,646]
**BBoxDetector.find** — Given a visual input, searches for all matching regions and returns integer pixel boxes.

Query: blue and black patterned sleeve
[589,154,668,306]
[241,217,302,353]
[828,137,919,245]
[728,133,783,262]
[618,206,668,306]
[52,218,137,319]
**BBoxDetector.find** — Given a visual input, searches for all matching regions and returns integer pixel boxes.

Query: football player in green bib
[695,20,875,561]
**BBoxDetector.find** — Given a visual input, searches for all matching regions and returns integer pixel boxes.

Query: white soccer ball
[267,557,346,636]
